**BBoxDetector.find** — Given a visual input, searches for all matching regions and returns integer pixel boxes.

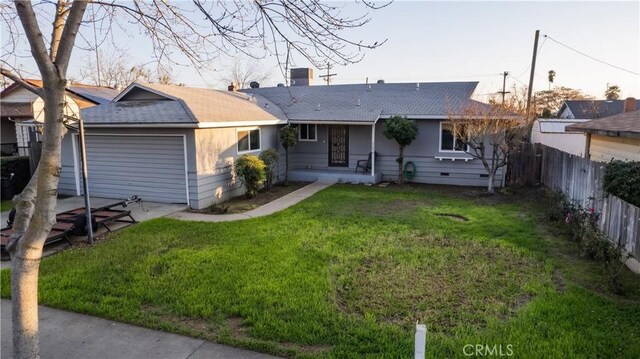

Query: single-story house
[566,109,640,162]
[242,77,501,188]
[56,71,507,209]
[531,97,637,157]
[0,79,118,156]
[58,82,287,208]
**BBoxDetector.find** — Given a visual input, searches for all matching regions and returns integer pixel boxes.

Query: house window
[299,124,317,141]
[440,122,467,152]
[237,128,261,153]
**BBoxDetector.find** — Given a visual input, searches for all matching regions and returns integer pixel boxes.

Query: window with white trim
[440,122,467,152]
[237,128,261,153]
[299,124,317,141]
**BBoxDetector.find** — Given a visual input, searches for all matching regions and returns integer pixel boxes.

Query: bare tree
[0,1,388,357]
[448,103,530,193]
[221,59,272,89]
[77,47,178,87]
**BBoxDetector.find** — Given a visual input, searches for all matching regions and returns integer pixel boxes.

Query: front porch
[289,169,382,184]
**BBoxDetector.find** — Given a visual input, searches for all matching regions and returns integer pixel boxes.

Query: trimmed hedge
[603,160,640,207]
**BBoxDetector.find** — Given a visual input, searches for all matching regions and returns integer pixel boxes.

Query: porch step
[289,170,381,184]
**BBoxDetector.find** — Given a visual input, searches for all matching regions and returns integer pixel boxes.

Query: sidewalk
[169,180,335,222]
[1,300,280,359]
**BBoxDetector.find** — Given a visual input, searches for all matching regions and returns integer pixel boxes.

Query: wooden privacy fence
[509,144,640,272]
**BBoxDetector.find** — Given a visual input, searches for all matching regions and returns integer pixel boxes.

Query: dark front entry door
[328,125,349,167]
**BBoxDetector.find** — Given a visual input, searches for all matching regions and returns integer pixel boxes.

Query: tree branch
[54,0,89,76]
[14,0,54,77]
[0,67,43,97]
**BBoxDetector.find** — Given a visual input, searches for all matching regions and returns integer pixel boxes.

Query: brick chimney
[290,68,313,86]
[228,82,238,92]
[623,97,636,112]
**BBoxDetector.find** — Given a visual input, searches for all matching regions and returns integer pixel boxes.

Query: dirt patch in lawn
[142,304,214,335]
[189,181,310,215]
[435,213,468,221]
[334,232,547,332]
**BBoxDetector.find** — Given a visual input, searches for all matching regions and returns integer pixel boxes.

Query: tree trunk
[284,148,289,184]
[487,172,495,194]
[398,145,404,184]
[11,84,65,359]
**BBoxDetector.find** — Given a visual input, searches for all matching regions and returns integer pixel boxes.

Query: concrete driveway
[1,196,186,268]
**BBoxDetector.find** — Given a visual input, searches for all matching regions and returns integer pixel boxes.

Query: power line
[544,34,640,76]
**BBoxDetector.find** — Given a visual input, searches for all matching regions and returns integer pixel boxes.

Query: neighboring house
[531,97,637,157]
[0,80,118,156]
[558,99,637,120]
[566,109,640,162]
[57,82,286,208]
[244,70,501,188]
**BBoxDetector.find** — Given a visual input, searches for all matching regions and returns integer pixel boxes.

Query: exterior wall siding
[289,120,503,187]
[589,135,640,162]
[191,125,280,209]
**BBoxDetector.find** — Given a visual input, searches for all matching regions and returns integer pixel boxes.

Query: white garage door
[79,135,188,204]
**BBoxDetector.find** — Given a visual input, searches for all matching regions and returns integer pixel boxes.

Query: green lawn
[2,185,639,358]
[1,199,12,212]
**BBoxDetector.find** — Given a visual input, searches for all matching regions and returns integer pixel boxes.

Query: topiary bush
[259,148,279,190]
[603,160,640,207]
[235,154,266,198]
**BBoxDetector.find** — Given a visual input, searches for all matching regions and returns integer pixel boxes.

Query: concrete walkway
[1,300,280,359]
[169,180,335,222]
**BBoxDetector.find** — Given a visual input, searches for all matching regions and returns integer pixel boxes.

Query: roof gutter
[84,119,287,129]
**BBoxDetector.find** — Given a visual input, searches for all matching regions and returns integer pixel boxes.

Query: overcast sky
[4,1,639,100]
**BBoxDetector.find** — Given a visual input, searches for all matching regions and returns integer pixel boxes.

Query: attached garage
[56,82,286,209]
[75,134,189,204]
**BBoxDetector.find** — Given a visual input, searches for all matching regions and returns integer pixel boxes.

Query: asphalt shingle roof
[243,82,484,122]
[566,110,640,139]
[81,100,195,124]
[67,85,119,105]
[134,83,286,122]
[560,99,638,119]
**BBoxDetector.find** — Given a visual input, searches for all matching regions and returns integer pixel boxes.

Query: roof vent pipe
[416,83,420,91]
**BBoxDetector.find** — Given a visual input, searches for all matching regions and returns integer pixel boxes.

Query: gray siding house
[244,79,503,187]
[58,75,505,209]
[58,83,286,209]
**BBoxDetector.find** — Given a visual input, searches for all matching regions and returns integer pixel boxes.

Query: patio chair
[355,151,378,174]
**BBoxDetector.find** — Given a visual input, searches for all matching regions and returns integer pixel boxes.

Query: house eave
[83,119,286,129]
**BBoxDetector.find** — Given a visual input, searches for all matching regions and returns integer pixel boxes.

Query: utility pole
[526,30,540,117]
[498,71,510,105]
[319,62,337,85]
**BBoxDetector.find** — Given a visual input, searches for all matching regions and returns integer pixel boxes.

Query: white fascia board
[84,119,287,129]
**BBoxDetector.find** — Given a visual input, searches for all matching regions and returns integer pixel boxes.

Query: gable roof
[81,100,196,126]
[242,82,486,123]
[558,99,637,119]
[110,83,286,125]
[566,110,640,139]
[1,79,118,109]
